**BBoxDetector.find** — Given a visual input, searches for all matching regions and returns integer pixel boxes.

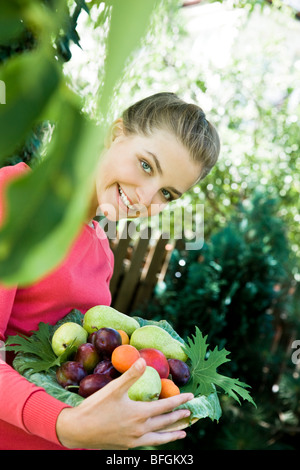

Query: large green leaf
[0,3,25,44]
[98,0,159,115]
[0,48,61,162]
[175,389,222,423]
[0,96,101,285]
[0,0,160,286]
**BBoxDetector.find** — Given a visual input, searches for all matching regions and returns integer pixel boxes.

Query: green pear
[130,325,188,362]
[82,305,140,336]
[128,366,161,401]
[52,322,88,356]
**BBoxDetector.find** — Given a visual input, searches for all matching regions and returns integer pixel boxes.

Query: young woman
[0,92,220,450]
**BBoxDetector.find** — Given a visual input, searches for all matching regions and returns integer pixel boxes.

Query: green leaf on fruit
[13,354,85,407]
[50,309,84,333]
[176,388,222,422]
[5,318,79,375]
[181,327,256,407]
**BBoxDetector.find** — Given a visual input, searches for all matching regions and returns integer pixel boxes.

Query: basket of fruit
[6,306,256,431]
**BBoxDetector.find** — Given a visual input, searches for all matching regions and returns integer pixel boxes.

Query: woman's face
[91,120,202,221]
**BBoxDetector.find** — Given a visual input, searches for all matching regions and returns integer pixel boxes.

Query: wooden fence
[109,220,175,314]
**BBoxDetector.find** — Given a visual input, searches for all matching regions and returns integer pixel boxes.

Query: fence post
[131,233,169,311]
[112,226,151,313]
[109,220,132,299]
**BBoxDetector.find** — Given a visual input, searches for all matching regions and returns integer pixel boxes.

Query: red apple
[139,348,170,378]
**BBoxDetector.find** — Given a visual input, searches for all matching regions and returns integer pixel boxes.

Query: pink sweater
[0,163,114,449]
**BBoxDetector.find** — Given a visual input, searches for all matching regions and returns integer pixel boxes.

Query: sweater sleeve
[0,360,70,445]
[0,163,71,447]
[0,281,71,446]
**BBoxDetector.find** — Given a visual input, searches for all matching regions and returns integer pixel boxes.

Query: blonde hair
[122,92,220,180]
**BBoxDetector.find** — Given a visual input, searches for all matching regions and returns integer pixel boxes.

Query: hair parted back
[122,92,220,180]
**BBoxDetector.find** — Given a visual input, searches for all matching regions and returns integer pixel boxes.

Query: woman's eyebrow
[144,149,183,197]
[145,150,162,175]
[169,187,182,197]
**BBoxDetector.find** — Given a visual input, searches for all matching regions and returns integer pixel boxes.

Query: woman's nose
[135,185,157,208]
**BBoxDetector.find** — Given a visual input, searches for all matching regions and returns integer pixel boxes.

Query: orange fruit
[159,378,180,398]
[117,329,130,345]
[111,344,140,373]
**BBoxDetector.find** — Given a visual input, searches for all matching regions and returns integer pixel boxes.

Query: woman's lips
[116,184,131,212]
[118,184,134,206]
[116,185,147,218]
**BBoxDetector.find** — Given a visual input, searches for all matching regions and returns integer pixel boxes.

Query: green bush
[133,190,300,449]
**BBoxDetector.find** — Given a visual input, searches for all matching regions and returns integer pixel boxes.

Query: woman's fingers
[142,392,194,418]
[135,429,188,448]
[116,360,194,423]
[146,407,191,433]
[79,357,147,409]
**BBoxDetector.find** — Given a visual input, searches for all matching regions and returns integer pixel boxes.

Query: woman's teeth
[118,185,133,209]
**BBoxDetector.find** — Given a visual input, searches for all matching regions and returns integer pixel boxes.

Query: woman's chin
[96,201,149,221]
[96,204,125,221]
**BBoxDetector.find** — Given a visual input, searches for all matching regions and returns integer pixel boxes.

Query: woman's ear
[105,118,124,148]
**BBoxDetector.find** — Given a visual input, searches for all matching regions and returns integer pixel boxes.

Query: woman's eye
[161,188,172,201]
[141,160,152,173]
[140,159,172,201]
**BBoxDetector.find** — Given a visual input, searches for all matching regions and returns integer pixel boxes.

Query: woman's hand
[56,357,194,450]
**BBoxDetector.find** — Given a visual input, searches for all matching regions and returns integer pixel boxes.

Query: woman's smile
[117,184,134,209]
[116,184,148,219]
